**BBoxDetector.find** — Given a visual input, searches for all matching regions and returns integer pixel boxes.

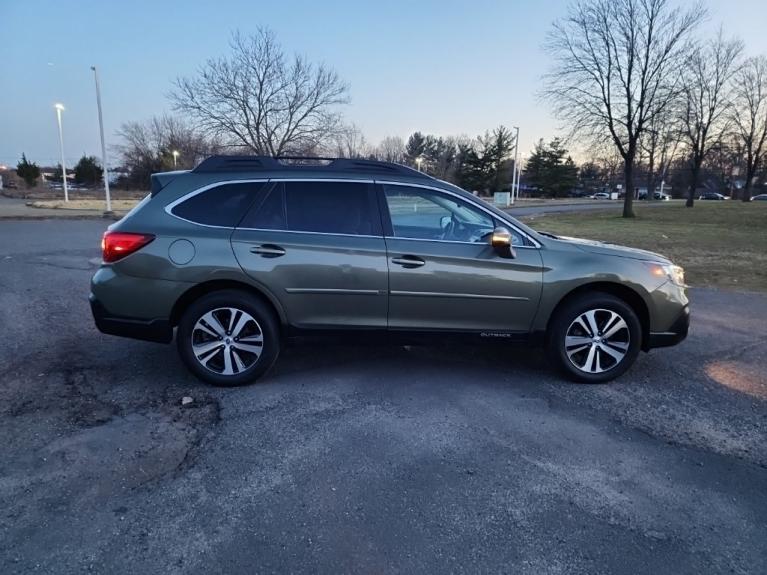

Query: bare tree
[679,30,743,206]
[730,55,767,201]
[641,100,682,199]
[706,135,742,195]
[171,28,350,156]
[544,0,703,217]
[372,136,406,163]
[115,115,216,189]
[330,124,370,158]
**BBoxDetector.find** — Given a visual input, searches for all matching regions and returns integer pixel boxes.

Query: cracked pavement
[0,219,765,574]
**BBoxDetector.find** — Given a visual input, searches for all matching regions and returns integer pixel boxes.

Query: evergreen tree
[523,139,578,197]
[455,143,485,192]
[423,136,458,179]
[455,126,515,194]
[16,154,40,188]
[404,132,427,167]
[74,155,104,186]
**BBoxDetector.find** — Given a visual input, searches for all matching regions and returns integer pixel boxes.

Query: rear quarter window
[170,182,265,227]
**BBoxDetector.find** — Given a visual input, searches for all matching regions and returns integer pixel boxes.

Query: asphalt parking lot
[1,219,766,574]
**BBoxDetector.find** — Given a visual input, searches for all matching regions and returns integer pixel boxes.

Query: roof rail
[193,156,282,172]
[193,155,429,179]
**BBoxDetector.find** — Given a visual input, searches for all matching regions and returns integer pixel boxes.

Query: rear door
[380,182,543,333]
[231,180,389,330]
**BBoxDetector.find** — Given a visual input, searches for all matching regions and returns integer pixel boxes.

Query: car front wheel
[547,292,642,383]
[177,290,280,386]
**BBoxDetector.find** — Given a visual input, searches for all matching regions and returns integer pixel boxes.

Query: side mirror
[490,226,516,258]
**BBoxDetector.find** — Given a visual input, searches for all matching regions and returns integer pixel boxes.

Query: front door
[380,183,543,333]
[231,180,389,330]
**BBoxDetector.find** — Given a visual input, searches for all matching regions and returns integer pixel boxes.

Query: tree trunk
[623,161,635,218]
[742,166,755,201]
[686,159,701,207]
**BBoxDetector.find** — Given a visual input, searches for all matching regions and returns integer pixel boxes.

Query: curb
[0,213,122,221]
[501,201,616,210]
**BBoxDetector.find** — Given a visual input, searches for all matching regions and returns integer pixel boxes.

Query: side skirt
[284,326,537,347]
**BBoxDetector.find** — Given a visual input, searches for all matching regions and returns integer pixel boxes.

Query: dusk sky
[2,0,766,168]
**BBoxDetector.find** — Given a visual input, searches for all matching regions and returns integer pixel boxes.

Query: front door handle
[391,255,425,268]
[250,244,286,257]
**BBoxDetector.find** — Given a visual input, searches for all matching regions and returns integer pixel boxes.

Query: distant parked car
[638,191,669,200]
[750,194,767,201]
[593,192,611,200]
[698,192,727,201]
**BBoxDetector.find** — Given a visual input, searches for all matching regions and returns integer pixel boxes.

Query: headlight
[645,262,686,287]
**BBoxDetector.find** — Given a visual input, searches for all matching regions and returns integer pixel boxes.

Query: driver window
[383,185,496,243]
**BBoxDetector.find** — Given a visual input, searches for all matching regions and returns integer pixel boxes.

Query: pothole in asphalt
[2,359,222,511]
[43,412,193,490]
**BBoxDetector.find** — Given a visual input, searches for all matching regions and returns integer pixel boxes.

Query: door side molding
[389,290,529,301]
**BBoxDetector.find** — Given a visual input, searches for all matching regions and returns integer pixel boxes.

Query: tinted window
[284,181,379,235]
[384,185,513,243]
[241,185,287,230]
[172,182,264,227]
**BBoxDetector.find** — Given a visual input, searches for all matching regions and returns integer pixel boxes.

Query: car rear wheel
[177,290,280,386]
[547,292,641,383]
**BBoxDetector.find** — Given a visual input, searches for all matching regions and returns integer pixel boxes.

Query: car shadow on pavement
[264,339,554,389]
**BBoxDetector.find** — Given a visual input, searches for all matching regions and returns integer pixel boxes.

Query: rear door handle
[391,255,425,268]
[250,244,286,257]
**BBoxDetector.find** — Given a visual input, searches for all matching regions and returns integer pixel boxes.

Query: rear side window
[240,181,381,236]
[241,185,287,230]
[171,182,265,227]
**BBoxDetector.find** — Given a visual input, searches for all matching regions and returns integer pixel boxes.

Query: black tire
[177,290,280,387]
[546,292,642,383]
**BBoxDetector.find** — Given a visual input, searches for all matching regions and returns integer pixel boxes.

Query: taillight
[102,231,155,263]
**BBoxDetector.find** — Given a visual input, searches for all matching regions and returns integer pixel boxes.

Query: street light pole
[54,103,69,203]
[510,126,520,206]
[91,66,112,213]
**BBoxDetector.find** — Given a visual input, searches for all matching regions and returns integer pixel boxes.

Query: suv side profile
[90,156,689,386]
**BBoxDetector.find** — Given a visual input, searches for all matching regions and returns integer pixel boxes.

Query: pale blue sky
[1,0,766,167]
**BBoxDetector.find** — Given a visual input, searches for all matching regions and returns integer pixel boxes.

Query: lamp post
[54,103,69,203]
[172,150,179,169]
[511,126,520,206]
[91,66,112,213]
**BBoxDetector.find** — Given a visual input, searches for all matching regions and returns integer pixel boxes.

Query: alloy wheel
[191,307,264,375]
[564,308,630,374]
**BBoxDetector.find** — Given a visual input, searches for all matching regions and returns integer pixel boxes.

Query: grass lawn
[520,202,767,293]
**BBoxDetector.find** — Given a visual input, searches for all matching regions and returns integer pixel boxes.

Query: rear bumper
[647,305,689,349]
[90,294,173,343]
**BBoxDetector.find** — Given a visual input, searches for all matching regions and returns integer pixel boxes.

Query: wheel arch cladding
[546,282,650,350]
[169,280,286,328]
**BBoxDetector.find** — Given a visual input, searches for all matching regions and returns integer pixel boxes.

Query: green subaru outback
[90,156,689,386]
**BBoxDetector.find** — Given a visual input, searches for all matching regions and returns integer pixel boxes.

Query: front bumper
[90,295,173,343]
[647,305,689,349]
